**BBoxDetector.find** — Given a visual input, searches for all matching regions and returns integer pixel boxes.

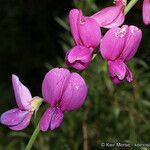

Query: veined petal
[79,16,101,48]
[120,25,142,62]
[143,0,150,25]
[42,68,70,106]
[91,5,125,28]
[69,9,82,45]
[50,108,64,130]
[60,73,88,112]
[66,46,93,71]
[0,108,29,126]
[103,8,124,29]
[12,75,32,110]
[39,107,64,131]
[9,111,33,131]
[100,25,128,60]
[39,108,54,131]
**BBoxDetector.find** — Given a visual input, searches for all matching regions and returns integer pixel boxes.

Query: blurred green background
[0,0,150,150]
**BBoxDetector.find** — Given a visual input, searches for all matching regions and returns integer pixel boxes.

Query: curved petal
[69,9,82,45]
[91,5,125,28]
[100,25,128,60]
[9,111,33,131]
[0,108,29,126]
[125,66,133,82]
[42,68,70,106]
[79,16,101,48]
[39,107,64,131]
[108,60,133,84]
[120,25,142,62]
[66,46,93,71]
[12,75,32,110]
[39,108,53,131]
[108,60,126,80]
[50,108,64,130]
[60,73,88,112]
[143,0,150,25]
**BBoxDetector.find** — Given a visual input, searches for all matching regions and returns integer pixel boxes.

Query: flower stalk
[125,0,139,15]
[25,124,40,150]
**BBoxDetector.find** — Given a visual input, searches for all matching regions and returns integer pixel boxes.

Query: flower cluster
[0,69,87,131]
[66,0,143,84]
[0,0,148,133]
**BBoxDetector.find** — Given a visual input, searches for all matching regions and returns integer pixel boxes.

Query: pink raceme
[100,25,142,84]
[39,68,88,131]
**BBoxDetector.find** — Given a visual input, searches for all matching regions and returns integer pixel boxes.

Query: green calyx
[30,96,43,111]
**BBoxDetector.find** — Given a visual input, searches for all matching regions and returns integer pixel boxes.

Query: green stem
[25,124,40,150]
[125,0,139,15]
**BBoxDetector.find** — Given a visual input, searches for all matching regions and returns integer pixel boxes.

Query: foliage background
[0,0,150,149]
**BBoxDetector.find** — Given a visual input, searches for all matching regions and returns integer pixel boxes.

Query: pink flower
[100,25,142,84]
[0,75,42,131]
[39,68,88,131]
[91,0,125,28]
[66,9,101,71]
[143,0,150,25]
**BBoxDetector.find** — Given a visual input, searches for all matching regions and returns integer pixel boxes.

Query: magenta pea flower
[39,68,88,131]
[143,0,150,25]
[0,75,43,131]
[66,9,101,71]
[91,0,125,28]
[100,25,142,84]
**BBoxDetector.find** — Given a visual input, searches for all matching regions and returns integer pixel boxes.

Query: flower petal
[120,25,142,62]
[0,108,29,126]
[115,0,126,6]
[100,25,128,60]
[69,9,82,45]
[60,73,88,112]
[91,5,125,28]
[108,60,126,80]
[12,75,32,110]
[108,60,133,84]
[110,77,122,84]
[50,108,64,130]
[143,0,150,25]
[39,108,53,131]
[42,68,70,106]
[39,107,64,131]
[125,67,133,82]
[79,16,101,48]
[66,45,93,71]
[9,111,33,131]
